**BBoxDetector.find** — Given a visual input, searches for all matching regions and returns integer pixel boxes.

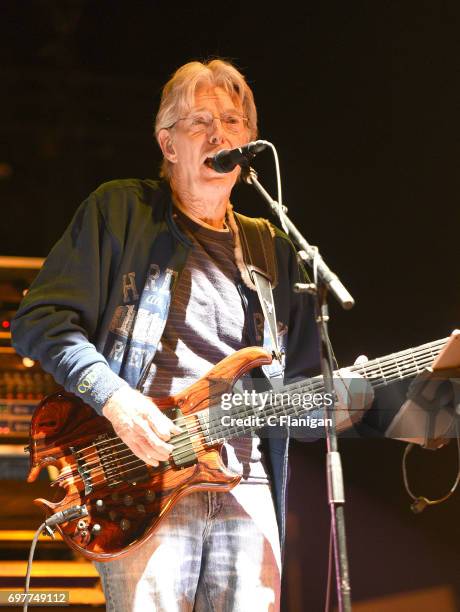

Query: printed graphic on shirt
[105,263,178,385]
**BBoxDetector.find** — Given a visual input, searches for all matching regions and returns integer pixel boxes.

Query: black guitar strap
[234,212,282,362]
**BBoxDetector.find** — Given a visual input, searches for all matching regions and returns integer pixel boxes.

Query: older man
[12,60,322,611]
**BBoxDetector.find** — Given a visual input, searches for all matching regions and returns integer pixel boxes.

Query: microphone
[206,140,269,173]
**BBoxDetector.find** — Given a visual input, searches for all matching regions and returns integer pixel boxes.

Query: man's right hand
[102,387,183,466]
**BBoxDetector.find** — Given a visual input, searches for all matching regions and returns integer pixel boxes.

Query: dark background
[1,1,459,610]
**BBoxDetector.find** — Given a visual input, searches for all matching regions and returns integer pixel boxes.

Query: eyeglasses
[170,111,248,135]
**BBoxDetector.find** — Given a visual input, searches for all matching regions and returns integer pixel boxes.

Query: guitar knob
[91,524,102,534]
[136,504,146,514]
[123,495,133,506]
[145,490,156,502]
[95,499,104,511]
[120,519,130,531]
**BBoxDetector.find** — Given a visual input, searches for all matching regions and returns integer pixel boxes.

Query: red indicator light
[1,320,10,329]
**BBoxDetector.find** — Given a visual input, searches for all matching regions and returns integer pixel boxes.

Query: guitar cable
[22,505,88,612]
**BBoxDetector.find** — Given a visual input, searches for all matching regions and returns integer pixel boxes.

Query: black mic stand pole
[243,165,354,612]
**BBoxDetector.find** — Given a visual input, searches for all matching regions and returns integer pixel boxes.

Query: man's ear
[157,129,177,163]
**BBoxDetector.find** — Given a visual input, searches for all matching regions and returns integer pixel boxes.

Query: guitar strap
[233,212,282,362]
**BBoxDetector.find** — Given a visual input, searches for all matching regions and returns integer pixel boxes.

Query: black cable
[324,523,334,612]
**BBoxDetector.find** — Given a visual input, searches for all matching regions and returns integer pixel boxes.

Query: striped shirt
[144,208,268,484]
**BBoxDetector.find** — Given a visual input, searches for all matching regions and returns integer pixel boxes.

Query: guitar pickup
[70,446,93,495]
[165,406,197,468]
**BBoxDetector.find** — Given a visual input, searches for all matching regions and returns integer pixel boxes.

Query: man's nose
[208,116,225,145]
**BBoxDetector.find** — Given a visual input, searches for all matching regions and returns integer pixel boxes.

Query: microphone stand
[243,166,354,612]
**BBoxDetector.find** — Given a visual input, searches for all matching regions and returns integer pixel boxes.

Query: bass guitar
[27,336,449,561]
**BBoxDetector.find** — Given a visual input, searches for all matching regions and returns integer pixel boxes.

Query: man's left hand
[333,355,375,433]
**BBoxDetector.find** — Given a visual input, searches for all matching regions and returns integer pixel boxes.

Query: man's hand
[102,387,183,466]
[334,356,375,433]
[385,367,460,449]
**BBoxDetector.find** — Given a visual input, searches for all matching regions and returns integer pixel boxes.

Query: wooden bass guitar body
[27,333,451,561]
[27,347,272,562]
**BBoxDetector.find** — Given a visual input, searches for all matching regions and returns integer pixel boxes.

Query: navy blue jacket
[12,179,321,548]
